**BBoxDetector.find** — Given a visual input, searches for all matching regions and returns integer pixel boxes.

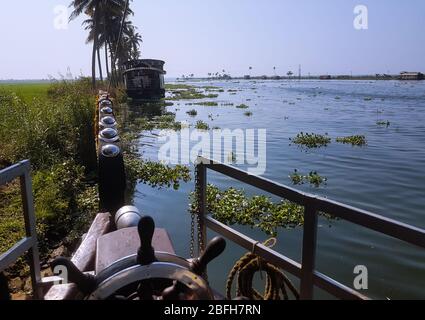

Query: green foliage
[290,132,331,148]
[195,120,210,131]
[0,82,50,103]
[290,170,327,187]
[236,104,249,109]
[167,85,219,101]
[244,111,253,117]
[335,135,367,146]
[186,109,198,117]
[0,79,99,269]
[0,79,97,171]
[190,185,305,236]
[186,101,218,107]
[124,156,191,190]
[165,84,193,90]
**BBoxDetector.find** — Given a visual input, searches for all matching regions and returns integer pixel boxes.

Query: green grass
[0,78,98,275]
[0,82,51,103]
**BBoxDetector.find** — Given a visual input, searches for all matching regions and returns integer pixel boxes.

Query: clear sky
[0,0,424,79]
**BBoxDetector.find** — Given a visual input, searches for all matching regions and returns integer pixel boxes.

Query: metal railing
[0,160,41,299]
[195,156,425,300]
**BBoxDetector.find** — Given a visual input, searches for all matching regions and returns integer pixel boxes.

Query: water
[126,80,425,299]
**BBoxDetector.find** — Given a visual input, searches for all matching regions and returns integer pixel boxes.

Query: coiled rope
[226,238,299,300]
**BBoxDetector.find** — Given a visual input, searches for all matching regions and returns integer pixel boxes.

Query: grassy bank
[0,79,98,281]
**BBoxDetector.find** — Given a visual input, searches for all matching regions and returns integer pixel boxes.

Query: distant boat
[399,71,424,81]
[122,59,166,100]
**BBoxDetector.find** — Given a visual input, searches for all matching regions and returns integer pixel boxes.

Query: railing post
[197,160,207,255]
[300,203,318,299]
[20,163,42,300]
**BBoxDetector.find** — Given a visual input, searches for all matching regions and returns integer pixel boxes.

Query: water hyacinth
[189,184,305,236]
[290,132,331,148]
[335,135,367,146]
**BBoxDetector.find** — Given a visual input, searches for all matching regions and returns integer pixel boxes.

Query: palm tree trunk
[97,47,103,82]
[91,4,102,90]
[92,35,97,89]
[105,42,110,79]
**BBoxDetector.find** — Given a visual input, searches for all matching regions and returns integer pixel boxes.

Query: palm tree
[287,71,293,79]
[70,0,132,88]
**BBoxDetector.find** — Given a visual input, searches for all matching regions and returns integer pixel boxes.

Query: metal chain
[190,161,204,258]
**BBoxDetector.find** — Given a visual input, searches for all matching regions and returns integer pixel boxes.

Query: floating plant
[244,111,253,117]
[376,120,390,127]
[195,120,210,130]
[236,104,249,109]
[186,109,197,117]
[289,169,327,187]
[335,135,367,146]
[290,132,331,148]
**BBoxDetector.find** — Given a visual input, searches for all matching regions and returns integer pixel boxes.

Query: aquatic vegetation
[290,132,331,148]
[244,111,253,117]
[335,135,367,146]
[186,109,198,117]
[228,89,238,92]
[195,120,210,130]
[190,185,305,236]
[377,120,390,127]
[289,170,327,187]
[221,102,234,106]
[200,85,220,90]
[236,104,249,109]
[124,156,191,191]
[289,169,304,185]
[165,83,194,90]
[167,84,219,101]
[335,96,341,100]
[187,101,218,107]
[364,97,373,101]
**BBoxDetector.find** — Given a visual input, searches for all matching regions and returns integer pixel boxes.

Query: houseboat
[399,72,424,81]
[122,59,166,100]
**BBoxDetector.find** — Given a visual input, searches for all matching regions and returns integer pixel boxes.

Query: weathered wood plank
[71,212,111,272]
[44,212,111,300]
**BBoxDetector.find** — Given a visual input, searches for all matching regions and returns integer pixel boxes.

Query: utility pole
[298,65,302,80]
